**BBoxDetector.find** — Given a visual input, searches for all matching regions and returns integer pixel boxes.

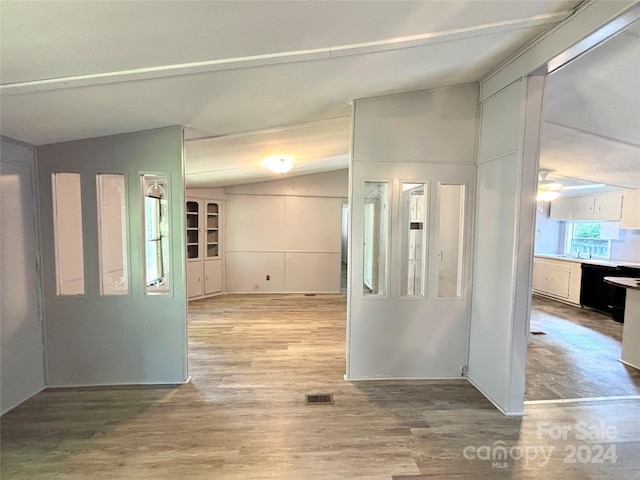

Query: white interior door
[347,162,475,379]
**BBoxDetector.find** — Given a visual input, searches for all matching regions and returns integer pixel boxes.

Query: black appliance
[580,264,640,322]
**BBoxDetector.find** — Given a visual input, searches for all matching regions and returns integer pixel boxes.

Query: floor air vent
[305,394,334,405]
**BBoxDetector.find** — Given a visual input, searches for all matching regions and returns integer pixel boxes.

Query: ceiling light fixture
[537,190,560,202]
[263,156,294,174]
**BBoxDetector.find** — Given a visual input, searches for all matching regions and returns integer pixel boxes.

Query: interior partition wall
[347,84,479,380]
[468,77,545,415]
[37,127,188,386]
[467,0,640,415]
[1,138,45,414]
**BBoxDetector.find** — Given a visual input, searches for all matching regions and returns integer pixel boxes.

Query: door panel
[204,260,222,295]
[187,262,203,298]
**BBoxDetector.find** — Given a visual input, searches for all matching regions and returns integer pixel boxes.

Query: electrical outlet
[266,275,270,281]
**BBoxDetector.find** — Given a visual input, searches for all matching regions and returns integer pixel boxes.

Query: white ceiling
[3,0,622,189]
[539,19,640,194]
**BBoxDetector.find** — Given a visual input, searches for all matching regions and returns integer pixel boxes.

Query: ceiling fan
[537,170,605,201]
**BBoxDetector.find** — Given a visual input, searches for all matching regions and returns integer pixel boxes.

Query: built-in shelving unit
[186,200,200,260]
[206,202,219,258]
[186,197,224,299]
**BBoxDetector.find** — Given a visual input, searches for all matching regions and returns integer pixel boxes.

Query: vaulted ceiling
[540,19,640,193]
[3,1,635,189]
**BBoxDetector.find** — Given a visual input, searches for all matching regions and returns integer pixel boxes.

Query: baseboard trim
[344,375,467,382]
[525,395,640,405]
[467,377,525,417]
[44,378,190,390]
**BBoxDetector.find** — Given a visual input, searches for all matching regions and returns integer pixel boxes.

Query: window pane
[566,222,613,259]
[363,182,388,296]
[400,183,426,297]
[97,174,128,295]
[142,174,170,294]
[438,184,465,298]
[52,173,85,295]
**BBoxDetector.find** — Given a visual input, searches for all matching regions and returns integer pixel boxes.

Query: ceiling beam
[1,11,573,95]
[481,0,640,101]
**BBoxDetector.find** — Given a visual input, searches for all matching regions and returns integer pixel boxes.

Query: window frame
[564,221,613,260]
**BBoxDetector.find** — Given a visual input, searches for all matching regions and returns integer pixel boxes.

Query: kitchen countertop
[534,253,640,268]
[604,277,640,290]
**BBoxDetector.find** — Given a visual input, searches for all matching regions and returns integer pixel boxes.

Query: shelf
[187,199,222,289]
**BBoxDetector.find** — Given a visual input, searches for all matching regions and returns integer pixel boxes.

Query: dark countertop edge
[604,276,640,290]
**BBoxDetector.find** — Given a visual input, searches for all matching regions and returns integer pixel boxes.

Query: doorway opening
[526,17,640,403]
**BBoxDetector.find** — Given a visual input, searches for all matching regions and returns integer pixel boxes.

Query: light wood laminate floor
[2,294,639,479]
[527,295,640,401]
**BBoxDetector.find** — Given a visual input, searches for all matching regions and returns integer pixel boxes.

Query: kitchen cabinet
[532,257,582,306]
[621,190,640,229]
[550,193,622,221]
[550,196,593,221]
[186,197,224,300]
[594,193,622,220]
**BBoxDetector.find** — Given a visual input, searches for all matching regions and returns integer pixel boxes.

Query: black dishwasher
[580,264,639,322]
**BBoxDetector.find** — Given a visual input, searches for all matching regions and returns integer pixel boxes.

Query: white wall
[1,138,45,414]
[612,229,640,263]
[37,127,188,386]
[224,170,347,293]
[534,202,564,255]
[353,87,478,163]
[468,77,544,415]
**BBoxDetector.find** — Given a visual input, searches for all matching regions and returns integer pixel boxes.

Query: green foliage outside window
[573,223,601,239]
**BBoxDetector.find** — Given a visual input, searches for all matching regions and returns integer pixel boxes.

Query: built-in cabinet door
[532,258,582,305]
[187,262,203,298]
[550,195,594,220]
[186,199,202,261]
[532,260,546,292]
[545,263,571,298]
[185,197,224,299]
[204,260,222,295]
[621,190,640,228]
[550,193,624,221]
[594,193,622,221]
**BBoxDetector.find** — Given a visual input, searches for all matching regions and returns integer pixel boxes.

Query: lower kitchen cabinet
[532,257,582,306]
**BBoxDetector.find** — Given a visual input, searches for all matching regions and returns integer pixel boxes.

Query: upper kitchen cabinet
[594,193,623,221]
[550,195,593,221]
[621,190,640,229]
[550,192,622,221]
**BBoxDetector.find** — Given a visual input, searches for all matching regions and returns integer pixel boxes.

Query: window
[142,174,170,294]
[97,174,128,295]
[437,184,465,298]
[144,196,163,284]
[400,183,426,297]
[565,222,619,260]
[52,173,85,295]
[363,181,389,296]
